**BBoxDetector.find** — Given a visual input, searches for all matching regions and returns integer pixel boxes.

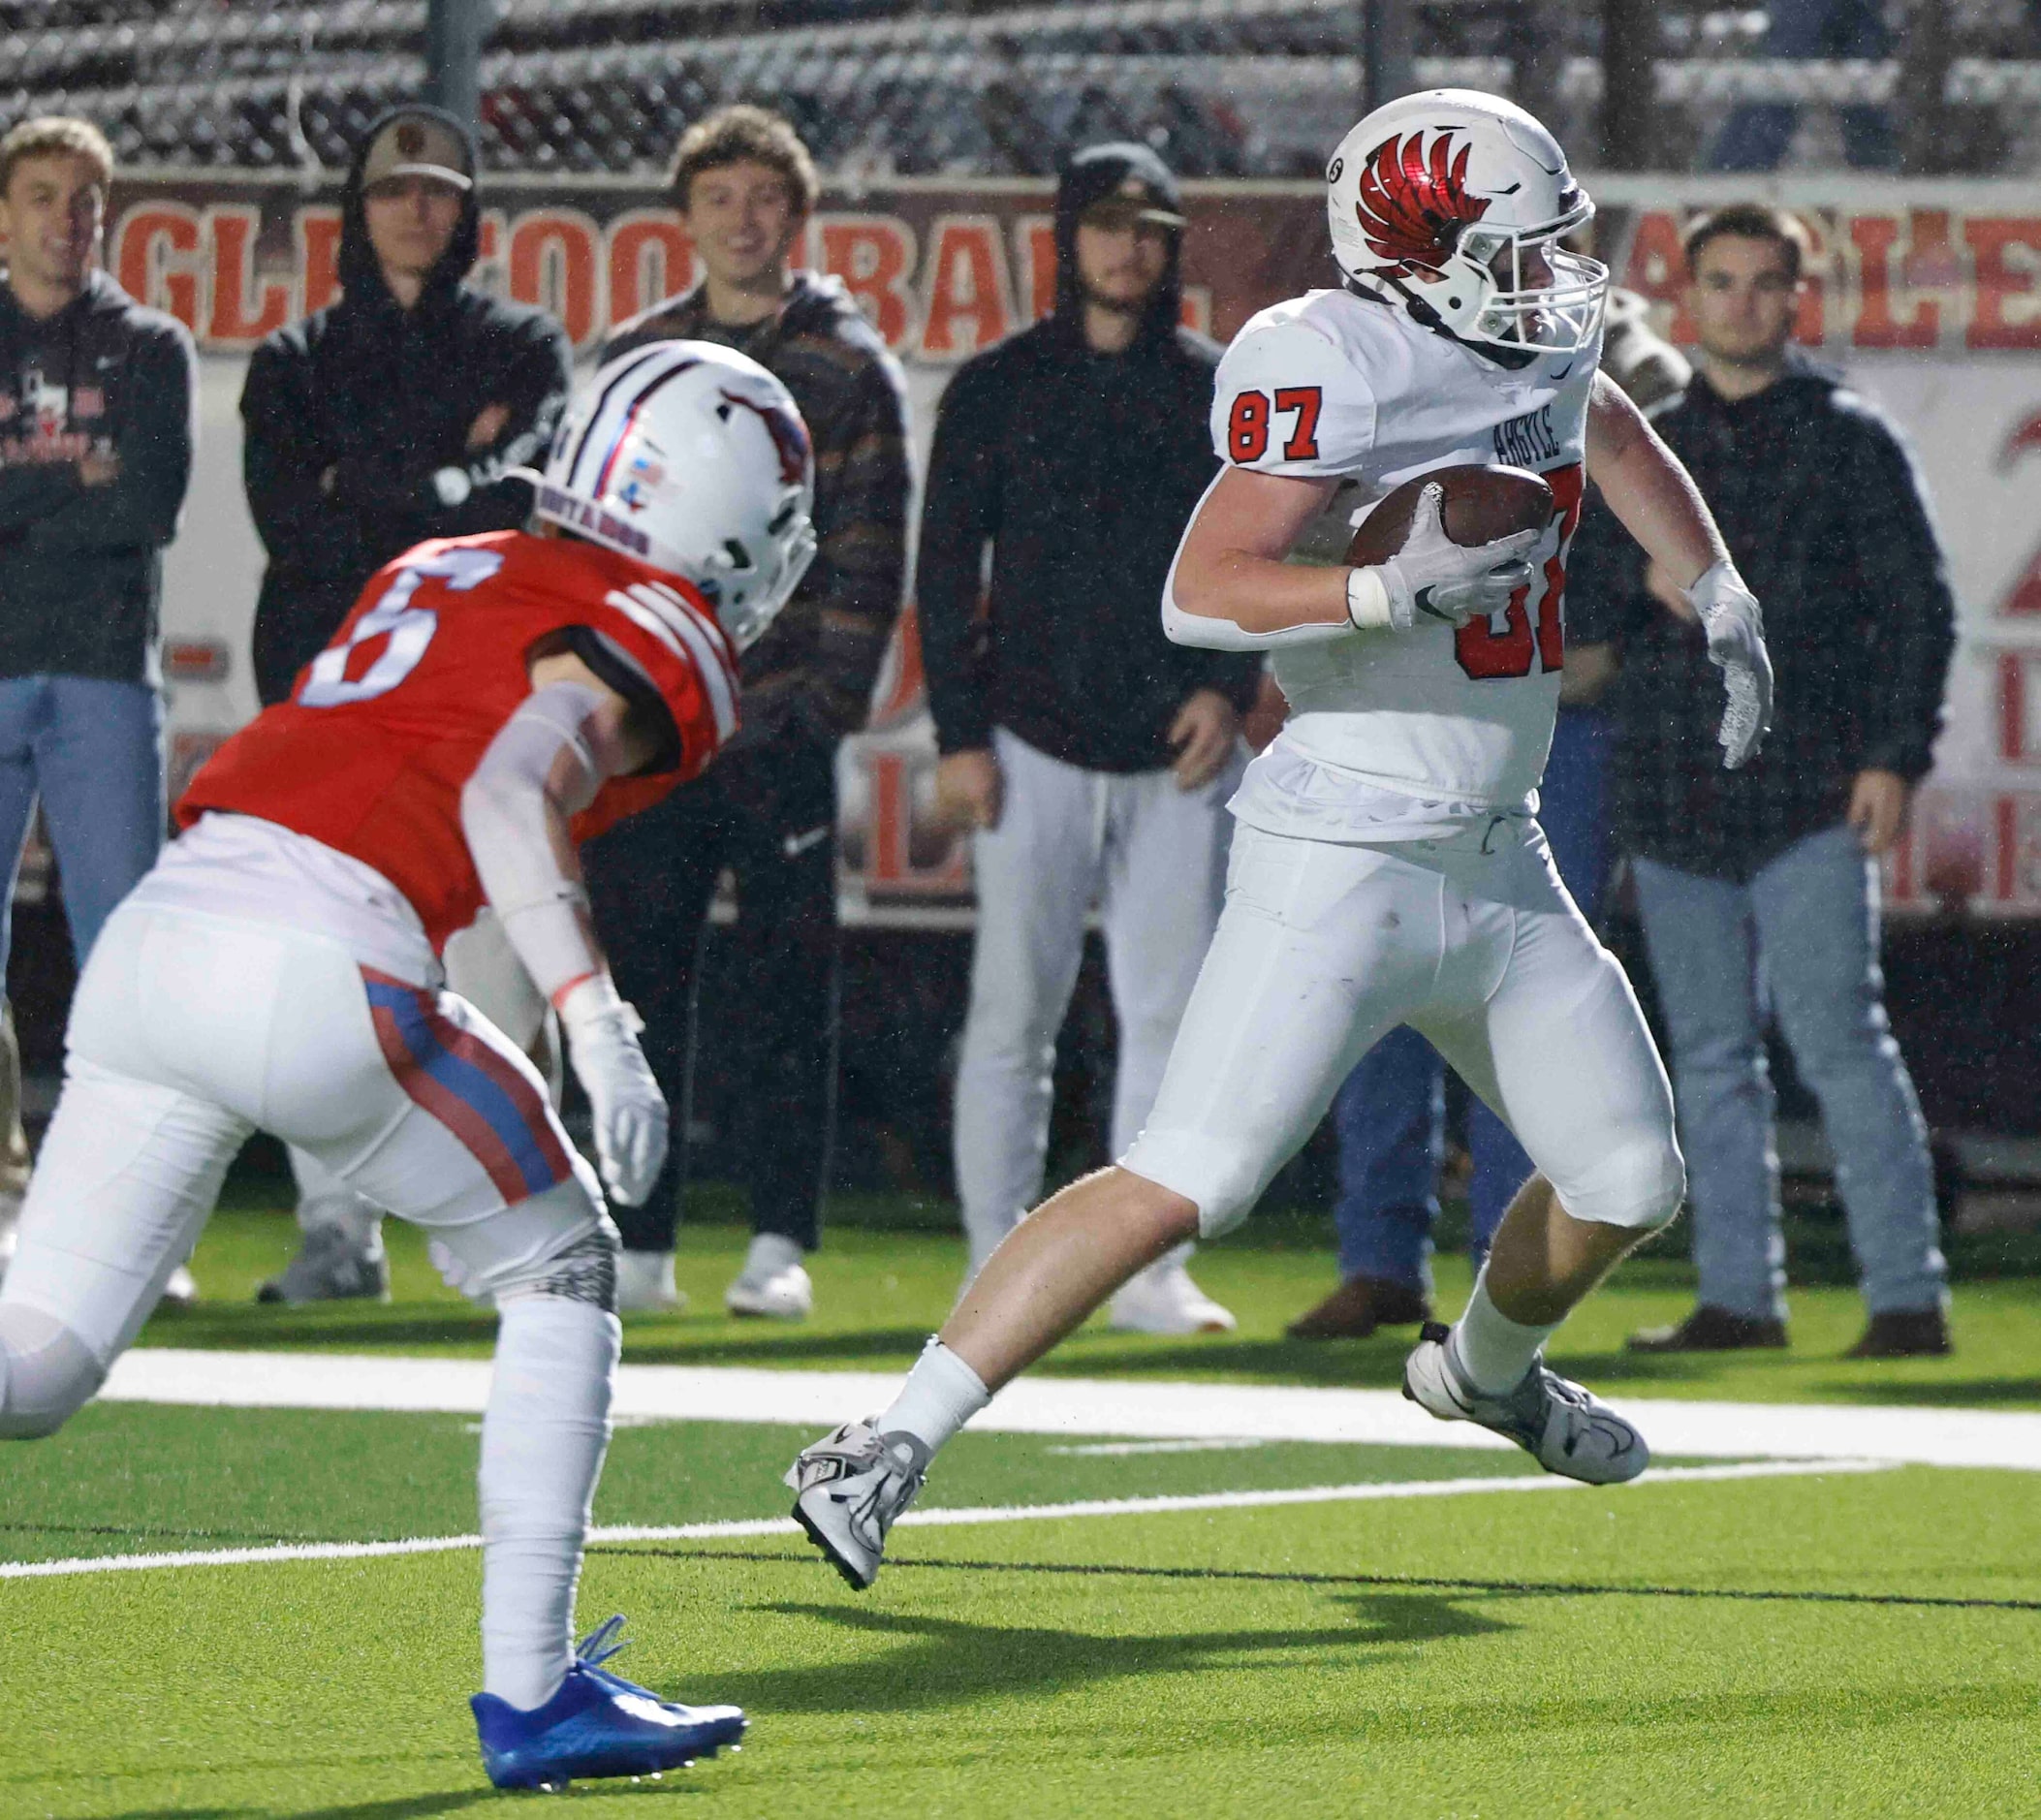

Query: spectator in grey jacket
[0,116,196,1293]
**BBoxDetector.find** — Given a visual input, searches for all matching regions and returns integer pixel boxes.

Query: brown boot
[1844,1308,1951,1359]
[1285,1274,1431,1340]
[1627,1303,1788,1353]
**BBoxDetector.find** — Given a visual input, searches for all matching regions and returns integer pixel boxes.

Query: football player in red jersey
[0,341,816,1790]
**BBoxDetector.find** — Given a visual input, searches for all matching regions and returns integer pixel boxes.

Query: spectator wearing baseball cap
[917,142,1260,1333]
[240,103,573,1305]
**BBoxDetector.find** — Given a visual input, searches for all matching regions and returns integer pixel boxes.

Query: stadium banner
[115,172,2041,920]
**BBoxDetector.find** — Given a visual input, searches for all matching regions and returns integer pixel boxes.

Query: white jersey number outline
[298,547,507,708]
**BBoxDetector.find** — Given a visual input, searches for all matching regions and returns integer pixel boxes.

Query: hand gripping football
[1345,463,1555,567]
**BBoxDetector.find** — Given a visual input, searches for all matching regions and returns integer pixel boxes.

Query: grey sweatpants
[953,727,1240,1273]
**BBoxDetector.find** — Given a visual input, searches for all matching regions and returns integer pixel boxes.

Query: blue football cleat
[471,1616,747,1790]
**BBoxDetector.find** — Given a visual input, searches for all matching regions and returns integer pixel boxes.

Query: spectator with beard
[917,143,1261,1333]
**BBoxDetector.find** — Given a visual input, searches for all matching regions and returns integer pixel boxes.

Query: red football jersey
[181,531,738,950]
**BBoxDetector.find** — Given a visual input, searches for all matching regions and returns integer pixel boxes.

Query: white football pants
[288,909,560,1247]
[954,727,1241,1274]
[1122,818,1685,1238]
[0,895,615,1709]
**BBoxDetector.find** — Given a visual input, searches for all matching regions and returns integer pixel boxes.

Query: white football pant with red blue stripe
[0,813,620,1714]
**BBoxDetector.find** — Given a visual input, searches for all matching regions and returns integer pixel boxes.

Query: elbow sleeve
[1160,557,1359,653]
[459,681,609,1003]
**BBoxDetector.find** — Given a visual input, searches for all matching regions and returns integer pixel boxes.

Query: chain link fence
[1,0,2039,174]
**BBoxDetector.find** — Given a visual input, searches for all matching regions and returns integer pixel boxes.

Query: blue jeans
[1632,825,1946,1319]
[1330,706,1613,1294]
[1707,0,1898,172]
[0,676,166,972]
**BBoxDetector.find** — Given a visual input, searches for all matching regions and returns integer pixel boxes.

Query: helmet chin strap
[1350,271,1543,373]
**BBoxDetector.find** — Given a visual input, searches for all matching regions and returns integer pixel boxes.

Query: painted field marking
[1049,1439,1271,1457]
[96,1349,2041,1471]
[0,1458,1892,1583]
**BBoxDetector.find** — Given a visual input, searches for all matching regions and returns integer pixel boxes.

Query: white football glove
[557,975,668,1207]
[1364,483,1543,632]
[1687,560,1774,770]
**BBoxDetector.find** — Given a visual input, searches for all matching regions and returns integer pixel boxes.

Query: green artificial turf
[5,1428,2038,1818]
[150,1193,2041,1411]
[10,1183,2041,1818]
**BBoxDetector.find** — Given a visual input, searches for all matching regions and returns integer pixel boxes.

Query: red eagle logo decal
[1355,131,1491,271]
[720,390,810,486]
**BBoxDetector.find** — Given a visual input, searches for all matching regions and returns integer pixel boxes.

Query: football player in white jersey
[788,89,1775,1588]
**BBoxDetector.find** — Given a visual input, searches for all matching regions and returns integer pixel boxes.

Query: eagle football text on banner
[121,173,2041,918]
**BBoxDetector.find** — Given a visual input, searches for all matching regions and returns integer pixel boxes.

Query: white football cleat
[785,1419,928,1589]
[161,1263,200,1308]
[1108,1256,1236,1335]
[1402,1321,1648,1485]
[725,1234,812,1320]
[616,1249,687,1314]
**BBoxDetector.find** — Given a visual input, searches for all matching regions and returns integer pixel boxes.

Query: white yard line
[0,1459,1890,1583]
[97,1348,2041,1471]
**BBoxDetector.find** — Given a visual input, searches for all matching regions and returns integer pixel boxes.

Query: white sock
[480,1293,619,1710]
[875,1337,989,1455]
[1449,1271,1560,1397]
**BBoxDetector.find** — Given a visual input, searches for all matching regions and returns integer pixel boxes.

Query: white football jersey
[1210,286,1600,839]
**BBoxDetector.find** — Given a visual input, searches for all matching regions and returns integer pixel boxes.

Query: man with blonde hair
[0,116,196,1295]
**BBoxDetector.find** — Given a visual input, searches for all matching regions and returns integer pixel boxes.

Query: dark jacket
[241,107,572,705]
[917,144,1258,772]
[1569,358,1956,882]
[602,272,911,752]
[0,267,195,682]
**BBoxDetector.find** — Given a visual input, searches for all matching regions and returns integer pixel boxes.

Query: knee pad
[514,1218,620,1313]
[1555,1132,1686,1235]
[427,1177,614,1308]
[1119,1128,1272,1239]
[0,1303,105,1439]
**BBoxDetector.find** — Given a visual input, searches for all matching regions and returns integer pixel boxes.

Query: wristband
[1345,566,1394,631]
[554,972,625,1029]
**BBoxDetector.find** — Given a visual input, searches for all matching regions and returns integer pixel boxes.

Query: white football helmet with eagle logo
[1326,89,1608,360]
[530,339,817,652]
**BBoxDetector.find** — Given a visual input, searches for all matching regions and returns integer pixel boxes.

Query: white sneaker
[1402,1321,1648,1485]
[785,1418,928,1589]
[257,1224,391,1304]
[724,1233,812,1320]
[615,1249,687,1314]
[1108,1256,1236,1335]
[161,1264,200,1308]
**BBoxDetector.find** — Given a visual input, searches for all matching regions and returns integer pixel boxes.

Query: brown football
[1345,464,1554,567]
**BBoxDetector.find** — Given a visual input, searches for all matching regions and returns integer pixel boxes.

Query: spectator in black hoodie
[241,105,572,1305]
[241,106,572,707]
[586,106,912,1320]
[918,143,1261,1334]
[0,114,195,1297]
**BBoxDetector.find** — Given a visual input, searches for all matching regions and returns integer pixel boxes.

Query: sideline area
[100,1345,2041,1470]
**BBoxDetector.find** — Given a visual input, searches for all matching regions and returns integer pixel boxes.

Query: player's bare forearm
[1585,373,1725,593]
[1170,467,1346,635]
